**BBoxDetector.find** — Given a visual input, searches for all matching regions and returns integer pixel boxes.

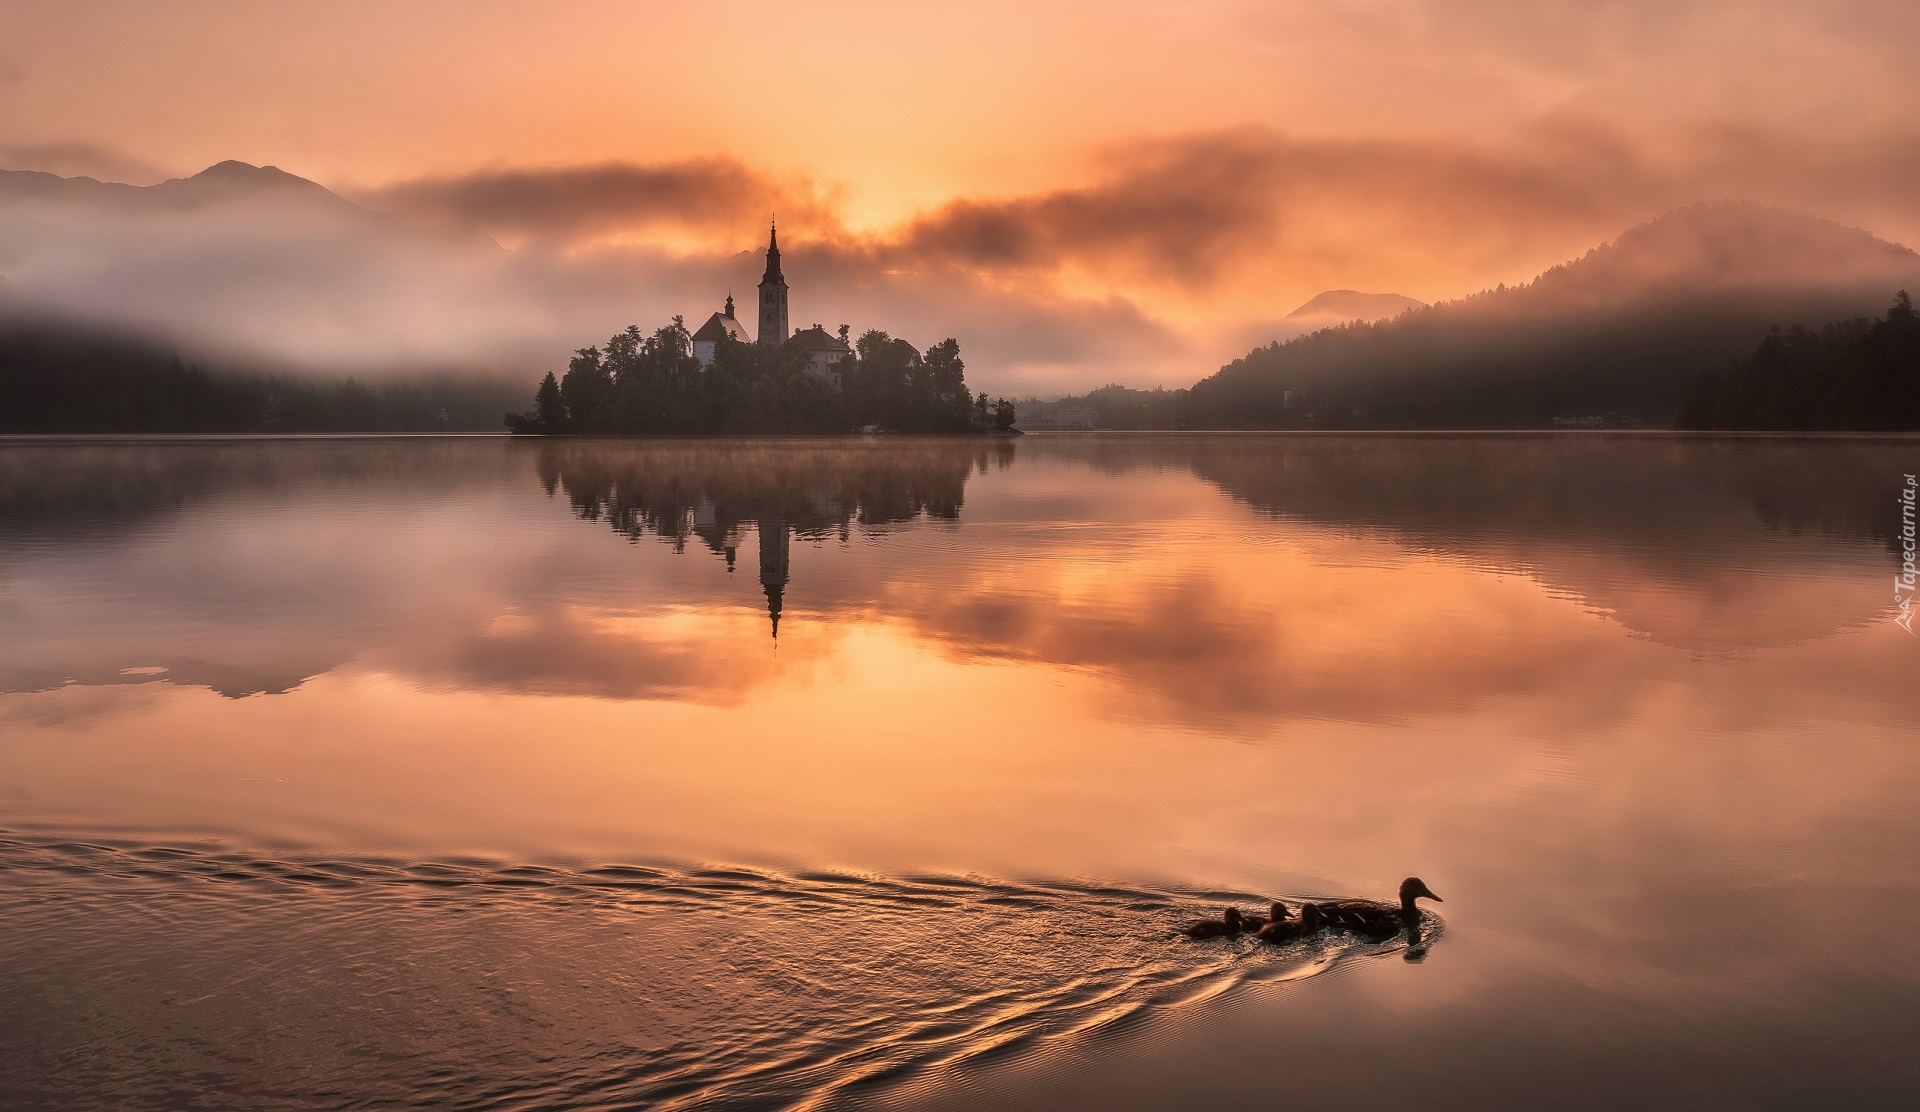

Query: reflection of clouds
[879,552,1613,729]
[372,603,836,705]
[1021,434,1910,652]
[1480,538,1892,652]
[1,436,1912,734]
[0,682,169,730]
[868,532,1918,736]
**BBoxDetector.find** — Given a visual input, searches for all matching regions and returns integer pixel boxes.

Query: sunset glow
[5,8,1918,1107]
[6,2,1919,391]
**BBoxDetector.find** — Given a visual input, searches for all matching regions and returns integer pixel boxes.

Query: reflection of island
[3,435,1911,726]
[536,438,1009,637]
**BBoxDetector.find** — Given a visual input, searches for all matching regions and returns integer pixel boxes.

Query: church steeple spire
[761,220,783,283]
[756,219,789,345]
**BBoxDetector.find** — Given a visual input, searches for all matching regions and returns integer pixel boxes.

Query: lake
[2,432,1916,1110]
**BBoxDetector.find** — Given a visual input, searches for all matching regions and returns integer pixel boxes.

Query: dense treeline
[1676,293,1920,430]
[506,319,1016,436]
[1023,292,1920,432]
[1020,297,1821,431]
[0,319,523,433]
[1179,292,1871,429]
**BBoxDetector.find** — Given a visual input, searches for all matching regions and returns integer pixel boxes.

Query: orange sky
[3,1,1918,390]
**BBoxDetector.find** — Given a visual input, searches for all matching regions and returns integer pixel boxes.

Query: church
[690,222,852,382]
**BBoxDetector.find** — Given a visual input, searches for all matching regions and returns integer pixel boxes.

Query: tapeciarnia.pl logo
[1898,473,1917,636]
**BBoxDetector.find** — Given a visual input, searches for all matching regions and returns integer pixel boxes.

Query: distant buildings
[1015,403,1098,429]
[1044,405,1098,429]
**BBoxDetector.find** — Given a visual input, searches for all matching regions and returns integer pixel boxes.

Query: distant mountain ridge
[1187,202,1920,427]
[0,159,530,379]
[0,160,369,216]
[1286,290,1424,321]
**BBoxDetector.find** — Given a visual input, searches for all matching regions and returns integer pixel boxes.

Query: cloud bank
[4,122,1920,395]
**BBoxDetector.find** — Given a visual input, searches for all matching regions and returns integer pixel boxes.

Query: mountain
[0,161,537,431]
[0,160,543,376]
[1188,202,1920,428]
[0,160,372,217]
[1286,290,1425,322]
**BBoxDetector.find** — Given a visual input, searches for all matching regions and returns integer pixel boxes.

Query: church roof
[691,310,751,344]
[787,325,851,354]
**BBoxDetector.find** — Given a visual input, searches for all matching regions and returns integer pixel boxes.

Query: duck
[1182,906,1249,939]
[1313,877,1442,941]
[1254,901,1324,943]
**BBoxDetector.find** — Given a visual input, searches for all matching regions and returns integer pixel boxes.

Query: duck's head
[1298,902,1323,928]
[1400,877,1443,905]
[1223,907,1244,927]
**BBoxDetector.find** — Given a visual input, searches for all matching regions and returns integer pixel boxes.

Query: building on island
[788,324,852,384]
[691,295,752,367]
[689,224,853,381]
[686,224,858,389]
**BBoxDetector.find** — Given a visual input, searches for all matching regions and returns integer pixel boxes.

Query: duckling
[1314,877,1442,941]
[1229,901,1288,932]
[1254,901,1324,943]
[1182,906,1247,939]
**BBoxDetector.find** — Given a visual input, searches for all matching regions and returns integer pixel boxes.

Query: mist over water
[2,433,1916,1109]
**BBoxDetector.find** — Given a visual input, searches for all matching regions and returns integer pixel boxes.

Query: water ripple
[0,830,1440,1111]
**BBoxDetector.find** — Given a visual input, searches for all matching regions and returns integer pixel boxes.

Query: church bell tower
[756,221,789,346]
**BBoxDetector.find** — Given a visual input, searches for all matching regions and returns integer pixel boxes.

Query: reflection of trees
[1026,433,1907,551]
[0,440,533,700]
[0,440,523,539]
[536,438,1012,636]
[1019,433,1911,650]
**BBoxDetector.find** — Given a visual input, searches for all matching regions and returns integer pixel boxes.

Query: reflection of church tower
[758,518,789,639]
[757,221,789,346]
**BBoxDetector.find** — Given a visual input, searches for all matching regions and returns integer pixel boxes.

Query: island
[506,224,1017,436]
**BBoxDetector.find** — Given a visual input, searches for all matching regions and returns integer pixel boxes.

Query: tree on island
[507,320,1014,435]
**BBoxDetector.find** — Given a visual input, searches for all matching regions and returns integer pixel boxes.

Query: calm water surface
[1,433,1916,1109]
